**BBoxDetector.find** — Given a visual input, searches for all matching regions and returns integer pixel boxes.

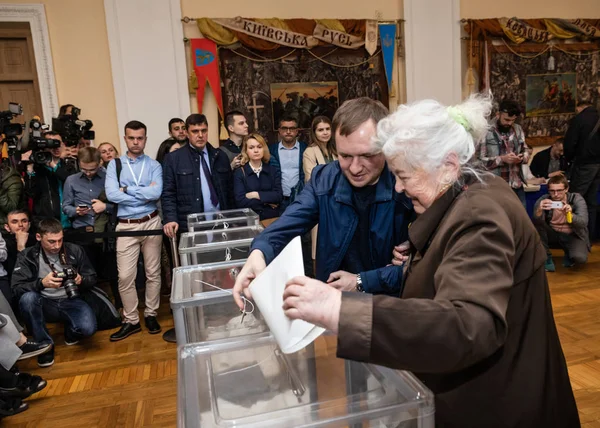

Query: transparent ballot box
[171,261,269,346]
[178,225,264,266]
[178,334,435,428]
[187,209,259,232]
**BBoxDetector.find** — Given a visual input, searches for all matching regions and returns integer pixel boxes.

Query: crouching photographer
[11,218,97,368]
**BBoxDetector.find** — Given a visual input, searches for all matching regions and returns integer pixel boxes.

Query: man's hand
[230,155,242,169]
[75,206,90,216]
[283,276,342,333]
[548,171,564,178]
[499,153,522,165]
[327,270,357,291]
[15,231,29,251]
[21,150,32,162]
[75,274,83,286]
[149,182,157,187]
[42,272,63,289]
[392,241,410,266]
[563,203,572,213]
[245,191,259,200]
[232,250,266,309]
[163,221,179,239]
[91,199,106,214]
[539,199,554,211]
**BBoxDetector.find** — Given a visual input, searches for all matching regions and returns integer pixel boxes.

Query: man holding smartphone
[533,175,589,272]
[478,100,532,207]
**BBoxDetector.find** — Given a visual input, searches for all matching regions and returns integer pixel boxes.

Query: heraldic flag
[190,38,223,116]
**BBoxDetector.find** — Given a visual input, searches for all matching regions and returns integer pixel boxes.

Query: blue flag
[379,24,396,91]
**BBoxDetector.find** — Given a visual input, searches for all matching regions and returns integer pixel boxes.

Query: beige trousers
[116,215,162,324]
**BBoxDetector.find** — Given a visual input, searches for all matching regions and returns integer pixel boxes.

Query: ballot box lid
[187,209,259,229]
[177,333,435,427]
[178,226,264,254]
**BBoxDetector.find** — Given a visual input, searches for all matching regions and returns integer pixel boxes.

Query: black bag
[80,286,122,330]
[103,158,122,253]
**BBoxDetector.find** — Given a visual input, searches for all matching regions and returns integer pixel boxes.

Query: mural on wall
[270,81,339,130]
[525,73,577,117]
[219,47,387,142]
[489,48,599,145]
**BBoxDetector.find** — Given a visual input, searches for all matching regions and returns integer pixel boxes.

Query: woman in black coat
[233,133,282,220]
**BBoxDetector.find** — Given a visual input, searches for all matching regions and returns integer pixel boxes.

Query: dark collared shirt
[62,169,112,228]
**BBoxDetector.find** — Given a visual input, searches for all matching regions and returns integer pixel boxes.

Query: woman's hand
[283,276,342,333]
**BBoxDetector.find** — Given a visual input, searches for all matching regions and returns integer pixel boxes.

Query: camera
[25,117,60,165]
[55,266,79,299]
[52,106,95,147]
[0,102,23,154]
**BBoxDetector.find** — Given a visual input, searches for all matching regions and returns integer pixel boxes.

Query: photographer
[533,175,589,272]
[25,131,76,228]
[11,218,97,367]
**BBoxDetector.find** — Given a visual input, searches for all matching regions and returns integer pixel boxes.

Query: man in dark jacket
[11,218,97,368]
[564,99,600,241]
[233,98,414,297]
[0,162,24,225]
[529,138,568,179]
[26,132,77,228]
[162,114,233,238]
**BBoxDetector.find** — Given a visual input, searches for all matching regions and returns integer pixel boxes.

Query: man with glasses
[533,174,589,271]
[269,116,307,211]
[62,147,120,309]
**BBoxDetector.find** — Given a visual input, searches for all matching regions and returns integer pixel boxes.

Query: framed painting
[525,73,577,117]
[270,81,339,130]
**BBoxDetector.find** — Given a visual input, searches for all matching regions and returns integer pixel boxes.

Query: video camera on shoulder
[21,116,61,165]
[0,102,24,154]
[52,106,94,147]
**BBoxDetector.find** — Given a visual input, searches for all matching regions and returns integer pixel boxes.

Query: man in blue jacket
[233,98,414,298]
[162,114,234,237]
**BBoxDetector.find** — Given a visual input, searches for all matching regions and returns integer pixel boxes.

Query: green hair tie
[447,106,472,132]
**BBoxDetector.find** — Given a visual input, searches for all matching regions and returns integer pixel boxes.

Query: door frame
[0,4,58,120]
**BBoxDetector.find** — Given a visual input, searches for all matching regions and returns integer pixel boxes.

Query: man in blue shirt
[105,120,163,341]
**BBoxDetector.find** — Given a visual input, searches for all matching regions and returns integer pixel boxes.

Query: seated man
[529,138,568,180]
[533,175,589,272]
[11,218,97,368]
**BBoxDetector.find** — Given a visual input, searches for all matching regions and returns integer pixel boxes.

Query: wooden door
[0,22,43,125]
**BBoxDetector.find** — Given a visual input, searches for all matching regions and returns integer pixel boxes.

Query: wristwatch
[120,186,128,194]
[355,273,364,292]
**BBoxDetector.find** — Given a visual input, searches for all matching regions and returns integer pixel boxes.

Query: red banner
[190,38,223,116]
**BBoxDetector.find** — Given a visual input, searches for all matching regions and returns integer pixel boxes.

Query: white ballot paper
[249,236,325,354]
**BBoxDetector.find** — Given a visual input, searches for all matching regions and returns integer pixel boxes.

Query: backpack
[103,158,122,253]
[80,286,122,330]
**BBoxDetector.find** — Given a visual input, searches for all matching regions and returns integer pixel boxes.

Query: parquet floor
[4,247,600,427]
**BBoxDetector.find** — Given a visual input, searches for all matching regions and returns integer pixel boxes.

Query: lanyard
[126,157,146,187]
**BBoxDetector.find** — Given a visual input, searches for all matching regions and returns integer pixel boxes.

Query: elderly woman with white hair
[250,96,579,427]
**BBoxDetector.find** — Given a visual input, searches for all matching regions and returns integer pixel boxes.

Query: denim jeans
[19,291,97,346]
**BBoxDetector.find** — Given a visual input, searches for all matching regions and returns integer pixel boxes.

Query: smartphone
[78,205,90,209]
[550,201,563,209]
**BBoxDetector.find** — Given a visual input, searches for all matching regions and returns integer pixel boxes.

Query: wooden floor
[4,247,600,427]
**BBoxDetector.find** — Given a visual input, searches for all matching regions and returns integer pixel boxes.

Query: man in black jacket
[11,218,97,368]
[530,138,568,180]
[162,114,233,238]
[564,99,600,241]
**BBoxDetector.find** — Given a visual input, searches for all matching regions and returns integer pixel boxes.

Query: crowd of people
[1,94,597,425]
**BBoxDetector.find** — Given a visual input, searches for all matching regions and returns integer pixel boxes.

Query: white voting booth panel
[178,225,264,267]
[178,334,435,428]
[186,209,259,232]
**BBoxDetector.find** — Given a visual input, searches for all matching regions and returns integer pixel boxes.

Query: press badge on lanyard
[126,158,146,186]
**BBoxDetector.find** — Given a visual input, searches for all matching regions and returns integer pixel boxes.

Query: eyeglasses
[548,188,566,194]
[280,127,298,133]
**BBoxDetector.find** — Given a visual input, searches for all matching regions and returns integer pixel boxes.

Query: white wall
[104,0,190,158]
[404,0,462,105]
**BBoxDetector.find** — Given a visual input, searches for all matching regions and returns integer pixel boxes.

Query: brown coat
[337,175,579,428]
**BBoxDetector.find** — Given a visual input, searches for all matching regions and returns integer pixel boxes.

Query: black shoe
[109,322,141,342]
[0,373,47,399]
[0,397,28,418]
[17,340,52,361]
[144,316,162,334]
[37,352,54,368]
